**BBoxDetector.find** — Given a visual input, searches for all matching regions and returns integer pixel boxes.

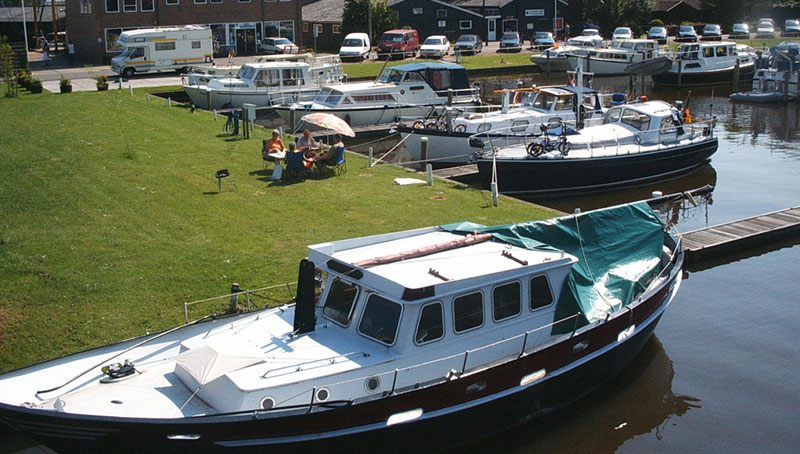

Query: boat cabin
[676,41,753,70]
[598,100,688,145]
[589,39,659,60]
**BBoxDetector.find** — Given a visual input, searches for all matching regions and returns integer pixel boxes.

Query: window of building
[438,20,446,28]
[415,302,444,344]
[358,294,402,345]
[437,9,446,18]
[459,20,472,30]
[321,278,359,326]
[493,282,521,321]
[80,0,92,13]
[155,41,176,51]
[123,0,136,11]
[485,7,498,15]
[105,0,119,13]
[105,27,137,52]
[314,24,323,36]
[453,292,483,333]
[413,7,422,14]
[140,0,154,11]
[194,0,207,4]
[530,275,554,310]
[239,0,250,3]
[333,25,341,34]
[166,0,178,4]
[264,20,295,42]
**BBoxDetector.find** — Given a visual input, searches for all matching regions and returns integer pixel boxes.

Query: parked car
[377,29,420,59]
[612,27,633,40]
[338,33,370,61]
[499,32,522,52]
[647,26,668,44]
[260,37,299,54]
[531,31,555,50]
[784,19,800,37]
[730,23,750,39]
[454,34,482,55]
[580,28,601,38]
[756,18,776,38]
[675,24,698,42]
[419,35,450,59]
[701,24,722,41]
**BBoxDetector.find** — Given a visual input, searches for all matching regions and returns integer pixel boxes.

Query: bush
[29,78,43,94]
[95,74,109,91]
[17,72,31,90]
[649,19,664,27]
[59,75,71,86]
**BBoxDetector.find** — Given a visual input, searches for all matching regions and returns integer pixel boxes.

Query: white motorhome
[339,33,371,61]
[111,25,213,77]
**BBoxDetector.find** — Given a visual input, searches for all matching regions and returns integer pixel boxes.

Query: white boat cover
[174,339,264,387]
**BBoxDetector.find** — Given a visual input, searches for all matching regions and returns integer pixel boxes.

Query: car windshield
[582,29,599,36]
[342,38,363,46]
[424,37,443,45]
[381,34,403,43]
[680,25,694,32]
[457,36,476,43]
[535,32,551,39]
[733,24,748,31]
[502,33,518,40]
[274,38,291,45]
[614,28,630,34]
[787,20,800,26]
[704,25,719,32]
[649,27,665,33]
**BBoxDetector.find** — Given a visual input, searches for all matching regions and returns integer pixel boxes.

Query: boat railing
[182,282,297,323]
[261,351,370,378]
[273,312,585,412]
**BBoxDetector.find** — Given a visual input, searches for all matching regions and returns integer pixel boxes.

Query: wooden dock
[431,164,479,181]
[680,206,800,262]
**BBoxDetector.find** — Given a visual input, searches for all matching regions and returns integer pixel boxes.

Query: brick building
[66,0,304,63]
[301,0,343,51]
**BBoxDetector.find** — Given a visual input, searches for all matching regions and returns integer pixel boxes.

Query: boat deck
[680,206,800,261]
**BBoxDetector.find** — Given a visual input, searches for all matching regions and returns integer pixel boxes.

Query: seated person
[296,129,321,154]
[312,134,344,172]
[287,142,313,169]
[262,130,286,163]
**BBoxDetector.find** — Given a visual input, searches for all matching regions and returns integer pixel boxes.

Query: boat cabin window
[532,93,554,111]
[620,108,650,131]
[510,120,528,132]
[255,69,280,87]
[379,69,404,83]
[415,302,444,344]
[604,107,622,123]
[477,123,492,133]
[282,68,304,86]
[319,90,344,106]
[493,282,521,321]
[554,96,573,112]
[351,93,396,103]
[322,278,360,326]
[703,47,714,58]
[530,275,554,310]
[404,72,425,83]
[715,46,728,57]
[358,294,402,345]
[453,292,483,333]
[239,65,256,80]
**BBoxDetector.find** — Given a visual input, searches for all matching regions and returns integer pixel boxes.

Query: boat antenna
[35,313,216,398]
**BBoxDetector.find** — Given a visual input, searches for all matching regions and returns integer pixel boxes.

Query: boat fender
[513,91,521,104]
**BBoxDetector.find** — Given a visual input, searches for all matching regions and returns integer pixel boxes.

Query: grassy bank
[0,86,558,371]
[343,53,533,79]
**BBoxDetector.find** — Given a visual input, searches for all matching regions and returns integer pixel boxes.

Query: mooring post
[129,85,133,96]
[677,59,682,89]
[733,60,740,93]
[426,164,433,186]
[546,51,551,75]
[167,97,171,108]
[368,146,374,167]
[491,182,499,207]
[420,137,428,164]
[213,109,218,121]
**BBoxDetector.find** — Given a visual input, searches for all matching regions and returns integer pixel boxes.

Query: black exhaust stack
[293,258,316,334]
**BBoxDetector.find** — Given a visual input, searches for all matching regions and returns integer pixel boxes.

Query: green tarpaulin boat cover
[442,202,665,331]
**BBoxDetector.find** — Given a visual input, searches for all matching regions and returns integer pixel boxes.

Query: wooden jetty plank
[431,164,479,180]
[680,206,800,262]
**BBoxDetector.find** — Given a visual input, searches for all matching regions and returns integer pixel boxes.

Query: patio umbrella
[300,112,355,137]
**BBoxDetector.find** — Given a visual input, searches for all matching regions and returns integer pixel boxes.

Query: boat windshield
[313,89,344,106]
[531,93,572,111]
[379,68,405,83]
[238,65,257,80]
[358,294,402,345]
[321,278,359,326]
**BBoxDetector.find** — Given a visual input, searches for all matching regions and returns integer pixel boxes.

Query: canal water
[4,75,799,453]
[446,75,800,453]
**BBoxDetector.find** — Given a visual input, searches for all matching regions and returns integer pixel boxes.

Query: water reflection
[452,337,700,454]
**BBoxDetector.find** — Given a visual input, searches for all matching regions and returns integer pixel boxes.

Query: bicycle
[526,121,571,157]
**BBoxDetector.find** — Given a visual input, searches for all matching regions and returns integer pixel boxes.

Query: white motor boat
[183,55,345,110]
[566,39,661,76]
[273,62,481,130]
[653,42,757,87]
[0,201,684,453]
[530,35,605,72]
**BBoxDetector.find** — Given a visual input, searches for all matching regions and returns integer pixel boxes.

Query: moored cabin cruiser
[475,100,718,196]
[566,39,660,76]
[652,41,756,87]
[0,201,684,453]
[530,35,605,72]
[273,62,480,130]
[398,84,606,166]
[183,55,345,110]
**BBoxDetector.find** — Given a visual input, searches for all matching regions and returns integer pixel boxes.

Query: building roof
[302,0,345,23]
[653,0,712,12]
[0,6,65,23]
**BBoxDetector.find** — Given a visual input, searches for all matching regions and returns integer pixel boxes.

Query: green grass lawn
[0,85,558,371]
[343,52,533,79]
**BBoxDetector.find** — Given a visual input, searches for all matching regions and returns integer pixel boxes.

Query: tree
[1,36,19,98]
[341,0,398,43]
[583,0,654,35]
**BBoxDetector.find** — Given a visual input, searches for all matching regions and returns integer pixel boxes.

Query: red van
[377,29,420,60]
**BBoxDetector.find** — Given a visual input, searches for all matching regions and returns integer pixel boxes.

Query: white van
[339,33,370,61]
[111,25,213,77]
